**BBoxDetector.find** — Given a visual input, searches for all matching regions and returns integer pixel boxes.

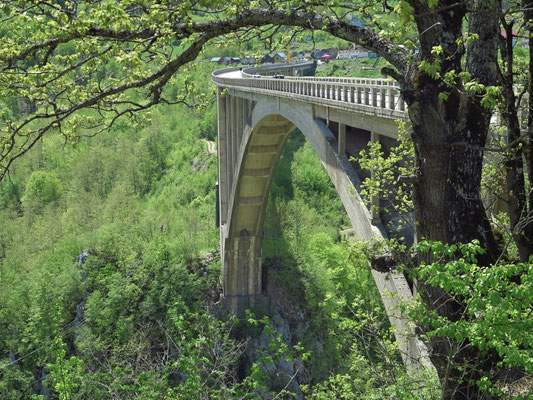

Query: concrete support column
[217,87,228,224]
[388,88,395,109]
[225,94,233,202]
[236,97,244,144]
[231,96,239,173]
[399,95,406,111]
[371,131,381,224]
[222,231,267,314]
[338,123,346,158]
[242,99,249,133]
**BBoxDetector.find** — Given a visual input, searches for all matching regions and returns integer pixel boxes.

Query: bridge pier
[220,230,270,313]
[338,123,346,158]
[217,87,228,224]
[370,132,381,224]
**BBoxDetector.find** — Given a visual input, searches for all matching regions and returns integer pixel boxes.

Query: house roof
[501,28,519,38]
[349,17,366,28]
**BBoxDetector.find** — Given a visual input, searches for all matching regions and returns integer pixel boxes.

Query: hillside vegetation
[0,61,438,398]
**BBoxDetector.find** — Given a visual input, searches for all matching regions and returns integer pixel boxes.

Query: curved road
[201,139,217,154]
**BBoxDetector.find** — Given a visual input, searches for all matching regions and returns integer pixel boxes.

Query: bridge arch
[221,96,379,312]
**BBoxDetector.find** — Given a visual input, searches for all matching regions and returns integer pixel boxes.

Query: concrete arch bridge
[212,62,432,372]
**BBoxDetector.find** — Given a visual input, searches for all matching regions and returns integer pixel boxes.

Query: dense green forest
[2,1,533,398]
[0,62,436,399]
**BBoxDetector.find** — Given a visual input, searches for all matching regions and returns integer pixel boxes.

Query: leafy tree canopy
[0,0,407,181]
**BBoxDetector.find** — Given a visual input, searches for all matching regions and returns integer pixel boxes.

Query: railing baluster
[388,88,395,109]
[399,94,405,111]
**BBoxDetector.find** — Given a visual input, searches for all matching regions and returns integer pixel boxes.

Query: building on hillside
[500,29,530,48]
[501,28,518,46]
[353,49,372,58]
[348,16,366,28]
[262,53,275,63]
[261,53,287,63]
[273,52,287,62]
[310,48,338,60]
[210,57,234,65]
[241,56,257,65]
[337,50,357,59]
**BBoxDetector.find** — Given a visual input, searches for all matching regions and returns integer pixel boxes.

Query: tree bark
[522,0,533,259]
[403,1,501,398]
[499,20,532,262]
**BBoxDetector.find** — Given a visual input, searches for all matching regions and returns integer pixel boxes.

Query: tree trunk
[404,1,501,398]
[499,21,532,262]
[407,80,499,400]
[523,0,533,260]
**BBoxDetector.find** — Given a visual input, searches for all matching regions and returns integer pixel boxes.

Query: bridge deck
[213,66,408,124]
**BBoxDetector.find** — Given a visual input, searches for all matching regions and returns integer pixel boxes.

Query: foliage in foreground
[0,63,428,398]
[405,240,533,398]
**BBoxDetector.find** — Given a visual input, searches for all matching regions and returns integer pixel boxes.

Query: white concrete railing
[212,66,408,114]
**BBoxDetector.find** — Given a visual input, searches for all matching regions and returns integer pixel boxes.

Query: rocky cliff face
[243,258,315,399]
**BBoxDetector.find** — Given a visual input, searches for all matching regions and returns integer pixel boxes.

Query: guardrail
[212,66,408,115]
